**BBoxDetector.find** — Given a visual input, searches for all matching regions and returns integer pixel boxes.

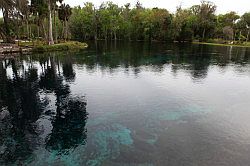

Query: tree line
[0,0,250,44]
[0,0,71,44]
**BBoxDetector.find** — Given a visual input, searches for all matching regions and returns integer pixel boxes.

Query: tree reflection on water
[0,42,250,165]
[0,55,88,164]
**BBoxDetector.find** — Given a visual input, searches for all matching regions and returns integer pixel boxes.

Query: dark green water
[1,42,250,166]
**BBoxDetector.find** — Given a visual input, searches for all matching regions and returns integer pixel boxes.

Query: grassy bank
[18,41,88,53]
[31,41,88,53]
[193,41,250,48]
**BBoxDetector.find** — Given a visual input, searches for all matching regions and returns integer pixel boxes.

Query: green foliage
[32,41,88,53]
[31,0,48,17]
[69,2,172,41]
[189,1,217,41]
[69,3,96,40]
[172,8,196,41]
[1,0,250,43]
[69,1,242,42]
[242,12,250,26]
[58,4,72,22]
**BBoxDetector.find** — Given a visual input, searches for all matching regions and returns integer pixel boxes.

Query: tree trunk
[37,25,40,39]
[239,31,242,43]
[0,28,4,40]
[41,19,47,41]
[233,31,236,43]
[48,1,54,45]
[105,27,107,41]
[149,28,152,42]
[53,6,58,44]
[30,25,32,40]
[64,18,67,41]
[95,24,98,40]
[95,33,97,41]
[246,29,249,42]
[65,20,68,41]
[26,19,29,40]
[114,31,117,41]
[202,28,206,41]
[17,14,20,46]
[62,21,65,40]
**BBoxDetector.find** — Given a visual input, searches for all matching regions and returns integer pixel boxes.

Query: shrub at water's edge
[31,41,88,53]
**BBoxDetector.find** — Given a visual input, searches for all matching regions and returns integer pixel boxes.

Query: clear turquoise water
[1,42,250,166]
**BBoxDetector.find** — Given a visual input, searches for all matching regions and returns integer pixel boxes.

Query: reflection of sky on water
[1,42,250,165]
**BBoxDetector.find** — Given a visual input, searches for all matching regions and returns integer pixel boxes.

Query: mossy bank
[32,41,88,53]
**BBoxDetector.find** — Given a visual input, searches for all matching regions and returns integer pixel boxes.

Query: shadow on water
[0,54,88,165]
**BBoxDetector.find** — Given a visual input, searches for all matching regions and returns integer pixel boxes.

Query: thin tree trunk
[239,31,242,42]
[53,6,58,44]
[37,26,40,39]
[149,28,152,42]
[246,29,249,42]
[95,32,97,41]
[62,21,65,40]
[30,26,32,40]
[114,31,117,40]
[65,20,68,41]
[95,23,98,40]
[26,19,29,40]
[0,27,5,40]
[94,8,97,40]
[48,1,54,45]
[17,13,20,46]
[42,19,47,41]
[233,31,236,43]
[105,27,107,41]
[202,28,206,41]
[64,18,67,41]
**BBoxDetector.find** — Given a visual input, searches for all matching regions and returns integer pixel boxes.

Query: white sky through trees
[64,0,249,15]
[0,0,249,16]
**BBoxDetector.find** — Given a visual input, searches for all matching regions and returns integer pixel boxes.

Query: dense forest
[0,0,250,44]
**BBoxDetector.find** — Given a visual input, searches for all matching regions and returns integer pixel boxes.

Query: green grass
[32,41,88,53]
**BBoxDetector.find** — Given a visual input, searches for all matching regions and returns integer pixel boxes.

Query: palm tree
[58,4,72,39]
[31,0,49,40]
[58,3,72,40]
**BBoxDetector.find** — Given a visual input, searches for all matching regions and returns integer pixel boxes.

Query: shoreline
[1,40,249,58]
[193,41,250,48]
[0,41,88,57]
